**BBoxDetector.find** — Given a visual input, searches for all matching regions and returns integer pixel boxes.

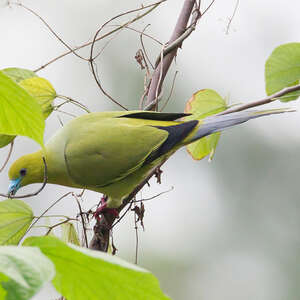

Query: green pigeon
[8,109,291,212]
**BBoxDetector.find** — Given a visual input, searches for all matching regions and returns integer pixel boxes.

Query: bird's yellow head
[8,151,44,196]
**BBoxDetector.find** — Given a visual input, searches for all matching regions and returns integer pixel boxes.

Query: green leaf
[61,222,80,246]
[265,42,300,102]
[2,68,37,83]
[24,236,170,300]
[0,246,55,300]
[0,200,34,245]
[184,89,227,160]
[19,77,56,118]
[0,71,45,146]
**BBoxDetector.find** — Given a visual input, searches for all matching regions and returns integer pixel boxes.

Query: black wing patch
[119,111,190,121]
[144,120,198,164]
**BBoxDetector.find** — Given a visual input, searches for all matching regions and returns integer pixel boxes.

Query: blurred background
[1,0,300,299]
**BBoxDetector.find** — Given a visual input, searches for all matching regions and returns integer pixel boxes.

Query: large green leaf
[184,89,227,160]
[265,42,300,102]
[24,236,170,300]
[0,71,45,146]
[0,200,34,245]
[0,246,55,300]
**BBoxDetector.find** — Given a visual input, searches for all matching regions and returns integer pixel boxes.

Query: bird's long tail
[189,108,295,143]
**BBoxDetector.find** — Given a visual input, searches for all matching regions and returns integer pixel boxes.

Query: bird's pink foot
[93,197,119,221]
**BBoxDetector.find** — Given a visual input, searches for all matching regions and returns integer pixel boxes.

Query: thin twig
[226,0,239,34]
[160,71,179,111]
[133,186,174,203]
[134,211,139,264]
[111,200,134,229]
[89,61,128,110]
[155,45,165,111]
[56,95,91,113]
[46,219,71,236]
[0,140,14,173]
[73,193,89,248]
[14,3,88,61]
[25,192,73,235]
[140,24,155,70]
[89,1,165,110]
[116,24,163,45]
[33,0,166,72]
[201,0,216,16]
[220,84,300,115]
[54,109,78,118]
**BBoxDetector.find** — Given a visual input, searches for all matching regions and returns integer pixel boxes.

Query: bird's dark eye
[19,168,27,176]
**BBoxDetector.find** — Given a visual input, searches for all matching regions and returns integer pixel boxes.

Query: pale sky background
[0,0,300,299]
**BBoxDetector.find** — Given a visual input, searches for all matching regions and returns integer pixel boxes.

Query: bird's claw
[93,197,119,221]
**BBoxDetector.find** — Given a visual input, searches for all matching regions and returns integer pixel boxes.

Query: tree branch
[220,84,300,115]
[145,0,198,109]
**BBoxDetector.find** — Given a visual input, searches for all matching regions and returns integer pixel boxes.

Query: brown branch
[145,0,199,109]
[220,84,300,115]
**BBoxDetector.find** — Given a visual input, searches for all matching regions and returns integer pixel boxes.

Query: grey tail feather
[190,108,294,143]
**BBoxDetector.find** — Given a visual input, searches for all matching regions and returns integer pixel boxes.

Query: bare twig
[117,24,163,46]
[14,3,88,61]
[89,1,165,110]
[0,140,14,173]
[72,193,89,248]
[46,219,75,236]
[133,211,139,264]
[154,45,166,111]
[160,70,179,111]
[33,0,166,72]
[54,109,78,118]
[56,95,91,113]
[139,24,155,70]
[25,192,73,235]
[226,0,239,35]
[220,84,300,115]
[133,186,174,203]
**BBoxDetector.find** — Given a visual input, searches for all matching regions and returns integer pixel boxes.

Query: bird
[7,109,291,215]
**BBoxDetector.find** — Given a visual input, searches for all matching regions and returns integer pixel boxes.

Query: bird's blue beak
[8,177,22,196]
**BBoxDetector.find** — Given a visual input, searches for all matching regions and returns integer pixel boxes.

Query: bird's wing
[63,117,169,188]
